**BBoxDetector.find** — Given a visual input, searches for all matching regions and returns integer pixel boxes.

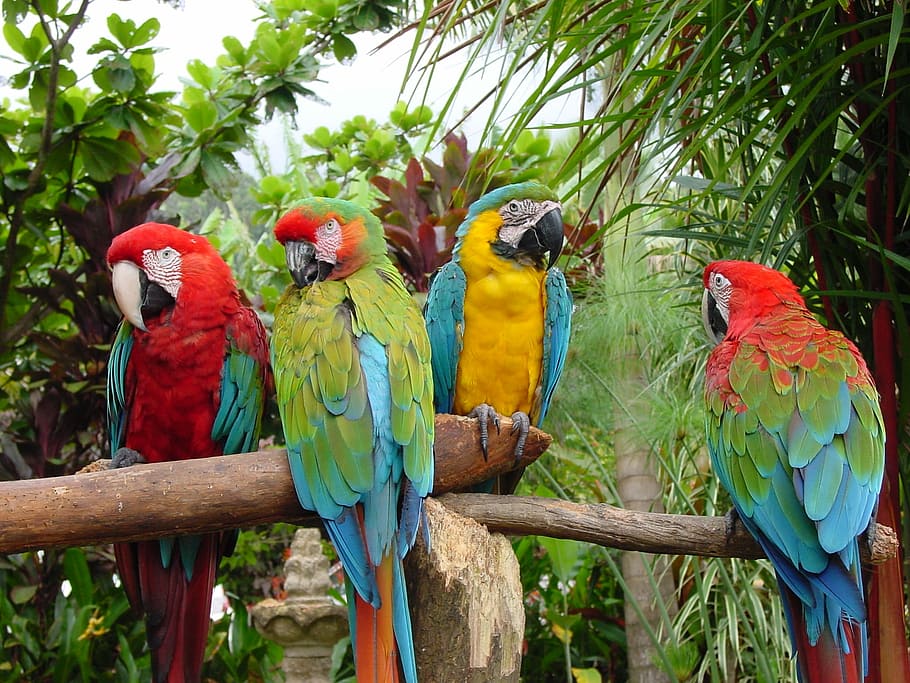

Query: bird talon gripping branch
[109,447,146,469]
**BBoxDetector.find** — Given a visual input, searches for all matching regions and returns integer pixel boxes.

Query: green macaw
[270,197,434,683]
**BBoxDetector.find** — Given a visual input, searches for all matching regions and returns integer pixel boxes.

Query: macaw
[424,181,572,493]
[106,222,270,683]
[701,260,884,683]
[270,198,434,683]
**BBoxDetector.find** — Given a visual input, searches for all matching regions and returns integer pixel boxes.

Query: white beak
[111,261,147,332]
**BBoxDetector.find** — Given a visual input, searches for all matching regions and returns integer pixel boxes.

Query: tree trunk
[405,497,525,682]
[614,342,678,683]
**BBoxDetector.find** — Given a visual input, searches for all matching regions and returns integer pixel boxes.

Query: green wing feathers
[707,306,885,558]
[273,281,375,517]
[346,265,435,495]
[272,265,435,516]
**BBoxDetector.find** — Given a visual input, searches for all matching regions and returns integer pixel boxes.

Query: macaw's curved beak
[285,240,333,288]
[517,203,565,269]
[111,261,174,332]
[701,288,727,344]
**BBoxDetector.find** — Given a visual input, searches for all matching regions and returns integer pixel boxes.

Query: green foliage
[0,547,147,682]
[0,0,410,679]
[516,525,627,681]
[206,601,285,683]
[252,101,437,226]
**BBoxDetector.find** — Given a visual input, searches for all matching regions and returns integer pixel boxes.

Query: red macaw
[106,223,270,683]
[701,260,884,682]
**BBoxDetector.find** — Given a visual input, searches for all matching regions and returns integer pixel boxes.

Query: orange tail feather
[355,555,399,683]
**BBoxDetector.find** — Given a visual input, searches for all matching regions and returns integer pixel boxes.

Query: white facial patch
[709,271,732,323]
[498,198,561,246]
[315,218,343,264]
[141,246,182,299]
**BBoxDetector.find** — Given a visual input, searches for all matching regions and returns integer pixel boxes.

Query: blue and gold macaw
[425,182,572,492]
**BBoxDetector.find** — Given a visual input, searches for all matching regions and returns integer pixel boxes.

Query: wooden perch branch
[0,413,897,566]
[440,494,897,566]
[0,414,548,554]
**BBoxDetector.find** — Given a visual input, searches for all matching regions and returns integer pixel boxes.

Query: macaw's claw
[468,403,501,461]
[110,447,147,469]
[510,411,531,460]
[723,507,742,542]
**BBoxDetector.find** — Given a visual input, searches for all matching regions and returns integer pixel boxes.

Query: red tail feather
[784,591,864,683]
[355,555,400,683]
[116,534,221,683]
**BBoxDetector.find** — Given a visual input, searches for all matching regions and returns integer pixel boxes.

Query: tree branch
[439,494,897,566]
[0,414,896,566]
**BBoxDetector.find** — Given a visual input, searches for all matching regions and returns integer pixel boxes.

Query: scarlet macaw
[424,181,572,492]
[701,260,884,682]
[106,222,270,683]
[270,198,434,683]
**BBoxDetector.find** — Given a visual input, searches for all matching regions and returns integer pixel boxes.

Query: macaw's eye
[159,247,179,263]
[507,200,521,213]
[713,272,728,290]
[323,218,340,233]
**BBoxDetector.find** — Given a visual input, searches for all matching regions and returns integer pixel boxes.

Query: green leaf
[199,148,236,193]
[538,536,582,584]
[102,54,136,93]
[87,36,120,54]
[186,59,216,89]
[107,13,139,48]
[10,584,37,605]
[185,100,217,133]
[28,68,49,110]
[256,239,286,269]
[309,0,337,19]
[36,0,57,18]
[62,548,92,607]
[80,136,141,181]
[132,17,160,46]
[332,34,356,64]
[2,21,25,56]
[222,35,246,63]
[352,6,379,30]
[255,26,283,67]
[2,0,29,22]
[304,126,333,149]
[572,668,603,683]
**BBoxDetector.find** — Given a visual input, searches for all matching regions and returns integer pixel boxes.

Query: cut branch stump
[405,498,524,682]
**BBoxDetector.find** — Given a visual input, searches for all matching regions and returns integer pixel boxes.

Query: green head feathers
[274,197,389,286]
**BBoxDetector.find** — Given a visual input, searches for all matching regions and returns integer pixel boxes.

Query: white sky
[0,0,582,173]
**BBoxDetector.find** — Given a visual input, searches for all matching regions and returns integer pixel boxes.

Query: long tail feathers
[782,587,865,683]
[353,553,419,683]
[115,533,221,683]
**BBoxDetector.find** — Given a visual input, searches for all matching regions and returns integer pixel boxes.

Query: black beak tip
[538,207,565,268]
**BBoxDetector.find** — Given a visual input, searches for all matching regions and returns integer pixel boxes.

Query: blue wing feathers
[107,322,134,454]
[708,320,883,670]
[424,262,465,414]
[393,555,418,683]
[212,337,266,456]
[539,268,573,425]
[325,510,377,607]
